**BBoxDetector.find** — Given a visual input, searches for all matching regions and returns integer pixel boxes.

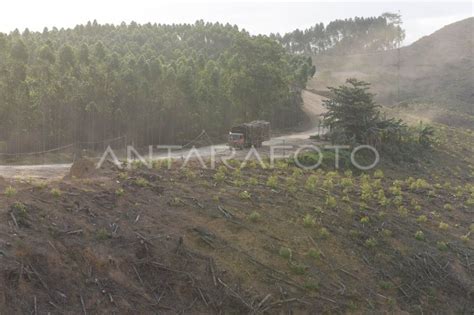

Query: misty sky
[1,1,472,45]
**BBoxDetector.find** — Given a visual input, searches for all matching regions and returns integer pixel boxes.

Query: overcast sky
[0,1,472,45]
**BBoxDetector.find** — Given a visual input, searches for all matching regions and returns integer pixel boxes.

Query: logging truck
[228,121,271,149]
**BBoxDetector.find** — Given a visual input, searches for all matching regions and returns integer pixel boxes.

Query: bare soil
[1,135,473,314]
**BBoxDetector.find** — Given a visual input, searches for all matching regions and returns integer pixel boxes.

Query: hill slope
[311,17,474,115]
[1,124,473,313]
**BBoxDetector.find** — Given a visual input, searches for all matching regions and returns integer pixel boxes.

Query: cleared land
[0,122,473,314]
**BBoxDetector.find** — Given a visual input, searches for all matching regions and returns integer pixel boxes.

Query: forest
[274,13,405,55]
[0,21,315,153]
[0,14,402,154]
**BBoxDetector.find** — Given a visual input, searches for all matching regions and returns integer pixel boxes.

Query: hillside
[311,17,474,117]
[1,124,473,313]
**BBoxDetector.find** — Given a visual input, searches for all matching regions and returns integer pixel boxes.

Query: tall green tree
[323,78,382,143]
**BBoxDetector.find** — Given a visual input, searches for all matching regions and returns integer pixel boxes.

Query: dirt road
[0,90,327,180]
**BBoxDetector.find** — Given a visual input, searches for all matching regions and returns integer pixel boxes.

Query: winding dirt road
[0,90,326,180]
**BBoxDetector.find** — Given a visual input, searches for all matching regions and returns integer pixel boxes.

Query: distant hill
[311,17,474,115]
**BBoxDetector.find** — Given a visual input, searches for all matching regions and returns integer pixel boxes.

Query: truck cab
[228,121,270,149]
[228,132,245,149]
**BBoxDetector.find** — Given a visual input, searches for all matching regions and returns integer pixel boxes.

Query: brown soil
[67,158,97,179]
[1,141,473,314]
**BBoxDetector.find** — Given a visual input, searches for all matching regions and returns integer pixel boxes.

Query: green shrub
[266,175,279,189]
[239,190,251,200]
[303,281,320,291]
[443,203,454,211]
[302,214,316,228]
[169,197,184,206]
[51,188,62,198]
[279,247,292,259]
[346,207,355,216]
[374,170,384,179]
[379,281,393,290]
[286,176,297,193]
[96,228,111,240]
[393,195,403,206]
[115,188,125,197]
[360,183,373,201]
[34,181,48,190]
[341,177,353,189]
[416,215,427,223]
[305,175,318,191]
[295,152,322,169]
[318,227,329,239]
[372,179,382,190]
[118,172,128,180]
[349,229,360,238]
[130,160,146,169]
[322,178,334,190]
[135,177,150,187]
[232,168,242,178]
[289,262,307,275]
[325,195,336,208]
[4,186,17,197]
[409,178,431,190]
[313,206,324,214]
[415,230,425,241]
[438,222,449,230]
[233,179,245,187]
[307,248,321,259]
[183,169,197,180]
[398,206,408,217]
[436,241,448,251]
[365,237,377,248]
[389,184,402,196]
[248,211,261,222]
[213,170,226,183]
[151,160,162,169]
[12,202,27,219]
[376,189,389,206]
[292,168,303,178]
[248,177,259,186]
[274,160,289,170]
[466,198,474,206]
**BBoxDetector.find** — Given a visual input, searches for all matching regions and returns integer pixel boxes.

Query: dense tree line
[272,13,405,55]
[0,21,315,153]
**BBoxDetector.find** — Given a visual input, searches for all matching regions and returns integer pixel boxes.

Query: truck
[228,120,271,149]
